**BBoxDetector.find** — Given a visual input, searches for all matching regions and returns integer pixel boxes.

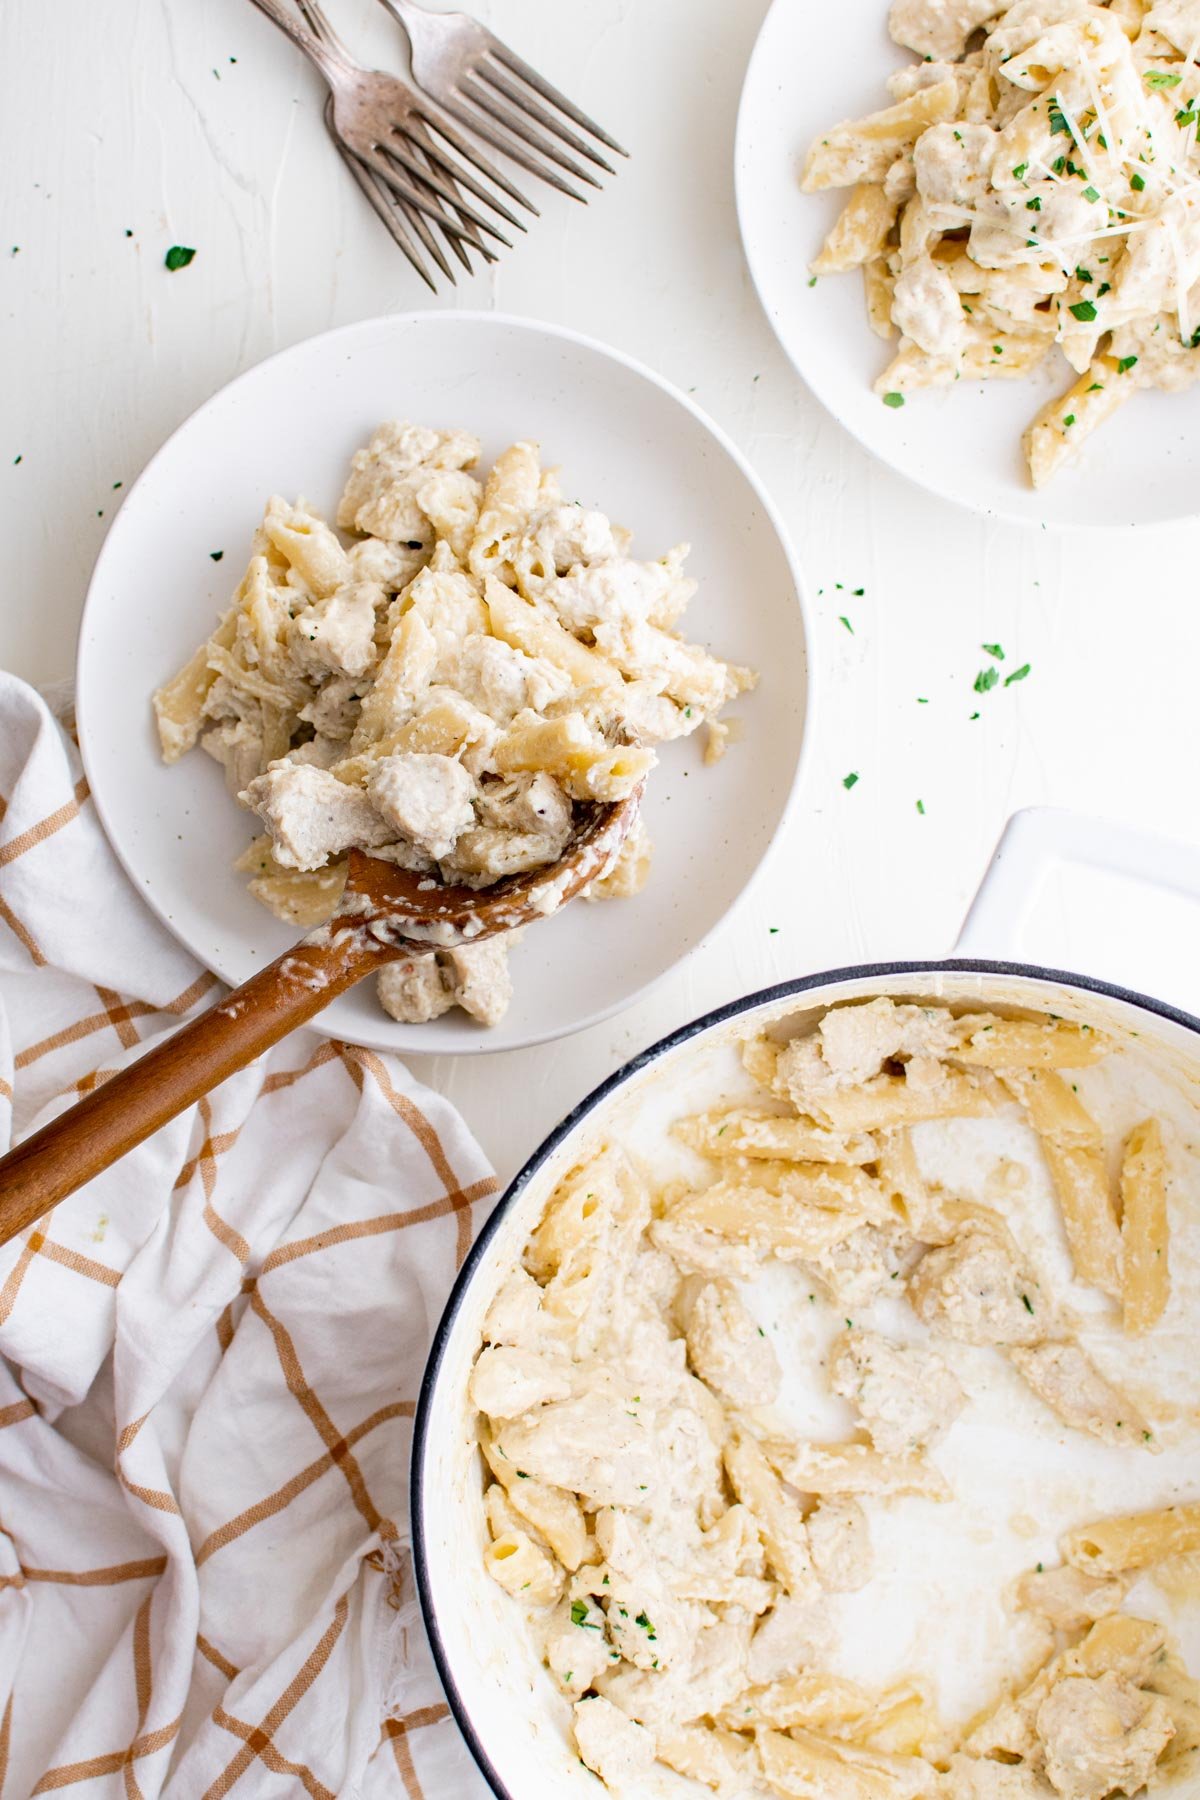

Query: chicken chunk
[909,1231,1045,1345]
[366,752,476,861]
[376,936,516,1029]
[240,763,392,870]
[1008,1343,1152,1449]
[288,581,380,679]
[828,1329,965,1456]
[573,1696,656,1788]
[1017,1565,1129,1633]
[468,1346,572,1418]
[890,0,1008,60]
[942,1756,1058,1798]
[683,1280,781,1408]
[337,421,480,542]
[1036,1671,1174,1799]
[808,1497,873,1592]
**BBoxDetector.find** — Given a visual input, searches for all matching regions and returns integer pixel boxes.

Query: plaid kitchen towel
[0,673,495,1798]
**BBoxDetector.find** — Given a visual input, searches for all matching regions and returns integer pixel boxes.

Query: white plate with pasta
[413,811,1200,1800]
[75,312,810,1054]
[735,0,1200,525]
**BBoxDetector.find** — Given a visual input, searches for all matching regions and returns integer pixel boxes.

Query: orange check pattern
[0,679,498,1798]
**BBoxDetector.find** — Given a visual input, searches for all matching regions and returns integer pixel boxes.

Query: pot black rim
[410,957,1200,1800]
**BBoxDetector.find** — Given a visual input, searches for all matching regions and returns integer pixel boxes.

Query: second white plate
[736,0,1200,528]
[77,311,811,1055]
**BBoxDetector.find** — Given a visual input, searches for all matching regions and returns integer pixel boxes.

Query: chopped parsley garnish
[1069,300,1097,321]
[1012,162,1028,180]
[982,642,1004,660]
[1144,69,1183,89]
[1063,413,1076,427]
[634,1612,657,1639]
[1176,107,1197,127]
[842,771,859,789]
[164,244,196,271]
[882,391,904,408]
[1118,354,1138,372]
[1025,196,1042,211]
[1005,663,1031,686]
[1097,282,1111,297]
[1022,1294,1034,1314]
[1082,185,1100,202]
[993,344,1004,355]
[1049,102,1070,135]
[571,1600,600,1629]
[1074,266,1092,283]
[1130,171,1146,191]
[807,276,817,288]
[1051,156,1066,174]
[974,667,999,694]
[1087,382,1103,392]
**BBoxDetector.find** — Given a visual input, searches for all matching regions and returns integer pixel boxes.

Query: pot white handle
[956,808,1200,1022]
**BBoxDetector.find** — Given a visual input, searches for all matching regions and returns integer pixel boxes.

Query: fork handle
[244,0,353,83]
[0,926,397,1246]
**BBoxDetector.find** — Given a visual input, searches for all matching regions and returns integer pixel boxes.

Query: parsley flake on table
[916,799,925,815]
[882,391,904,408]
[974,667,999,694]
[839,615,854,633]
[982,642,1004,660]
[842,771,859,789]
[1004,662,1031,686]
[210,550,224,562]
[165,245,197,271]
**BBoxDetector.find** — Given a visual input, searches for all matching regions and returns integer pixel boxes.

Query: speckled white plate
[735,0,1200,527]
[76,312,811,1054]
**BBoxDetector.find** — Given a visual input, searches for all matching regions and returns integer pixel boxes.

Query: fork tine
[414,104,540,218]
[436,90,587,202]
[393,124,529,234]
[362,141,514,246]
[324,100,438,290]
[408,121,498,272]
[478,55,615,173]
[489,44,628,157]
[458,74,601,190]
[390,176,459,283]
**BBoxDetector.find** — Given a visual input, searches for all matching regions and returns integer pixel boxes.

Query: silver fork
[294,0,494,288]
[376,0,628,203]
[245,0,535,264]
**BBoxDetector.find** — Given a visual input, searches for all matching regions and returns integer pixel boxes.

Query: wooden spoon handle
[0,926,395,1246]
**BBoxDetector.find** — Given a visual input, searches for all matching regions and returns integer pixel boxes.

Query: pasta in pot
[470,996,1198,1798]
[803,1,1200,486]
[152,425,754,1027]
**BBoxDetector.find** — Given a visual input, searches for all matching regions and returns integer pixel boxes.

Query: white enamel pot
[412,807,1200,1799]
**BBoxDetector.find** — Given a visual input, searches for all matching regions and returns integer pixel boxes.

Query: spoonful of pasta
[0,790,641,1241]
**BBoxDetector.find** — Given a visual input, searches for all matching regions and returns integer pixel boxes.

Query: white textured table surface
[2,0,1198,1184]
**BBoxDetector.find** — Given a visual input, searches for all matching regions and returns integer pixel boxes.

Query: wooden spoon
[0,791,641,1244]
